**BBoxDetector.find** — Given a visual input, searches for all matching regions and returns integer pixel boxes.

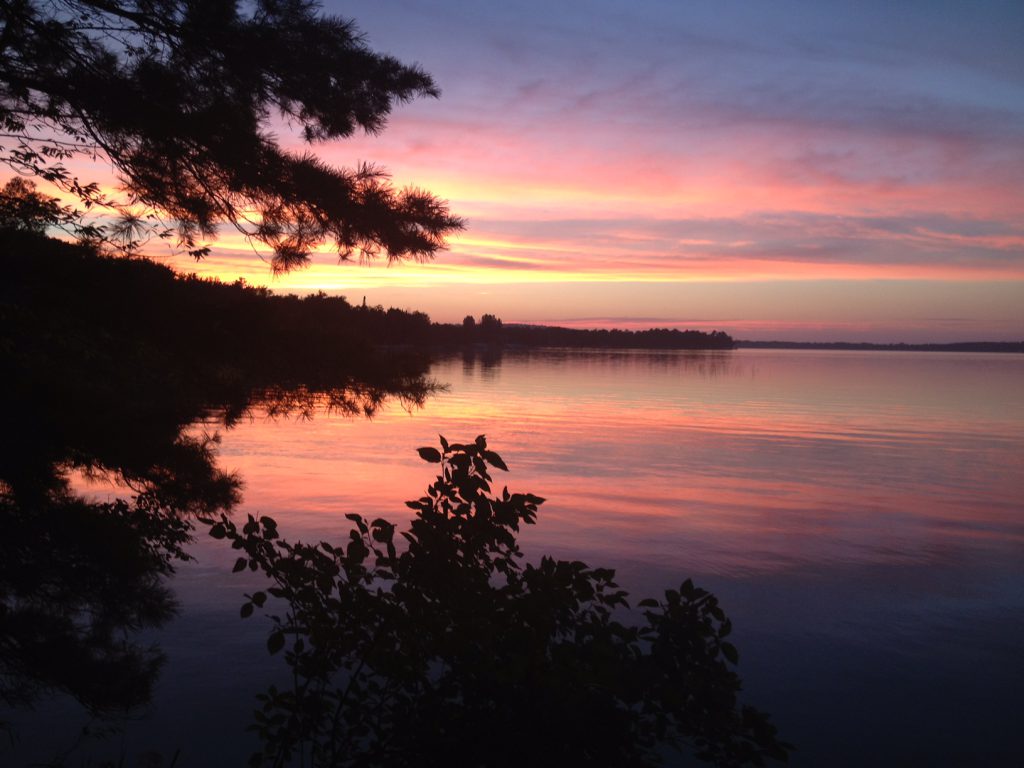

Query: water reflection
[4,344,1021,766]
[0,490,190,715]
[0,358,434,753]
[453,346,743,382]
[2,358,234,726]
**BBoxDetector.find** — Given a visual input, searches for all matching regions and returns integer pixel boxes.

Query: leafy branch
[0,1,463,268]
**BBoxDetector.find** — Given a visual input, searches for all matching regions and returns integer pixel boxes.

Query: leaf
[417,446,442,463]
[267,631,285,655]
[371,520,394,543]
[483,450,508,471]
[240,602,254,618]
[722,642,739,665]
[209,523,226,539]
[347,538,368,564]
[345,513,368,534]
[232,557,248,573]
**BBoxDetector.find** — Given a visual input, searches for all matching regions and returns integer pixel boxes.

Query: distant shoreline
[735,340,1024,353]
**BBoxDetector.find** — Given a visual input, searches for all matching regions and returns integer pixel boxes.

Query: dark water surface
[7,349,1023,766]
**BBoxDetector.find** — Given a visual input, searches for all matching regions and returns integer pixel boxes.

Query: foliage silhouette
[212,437,790,767]
[0,0,463,267]
[0,177,74,234]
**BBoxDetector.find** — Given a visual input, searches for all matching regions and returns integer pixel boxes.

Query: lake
[5,348,1023,766]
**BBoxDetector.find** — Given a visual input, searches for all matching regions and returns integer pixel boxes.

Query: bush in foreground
[209,438,790,767]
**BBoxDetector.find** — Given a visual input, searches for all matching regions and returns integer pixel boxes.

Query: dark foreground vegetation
[210,437,789,767]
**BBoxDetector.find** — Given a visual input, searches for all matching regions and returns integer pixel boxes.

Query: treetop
[0,0,463,269]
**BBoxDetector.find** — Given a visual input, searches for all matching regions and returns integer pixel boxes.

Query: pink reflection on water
[197,350,1023,589]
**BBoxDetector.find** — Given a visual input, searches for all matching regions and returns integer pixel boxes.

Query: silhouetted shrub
[210,438,789,767]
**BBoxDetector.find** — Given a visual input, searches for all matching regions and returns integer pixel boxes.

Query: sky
[127,2,1024,340]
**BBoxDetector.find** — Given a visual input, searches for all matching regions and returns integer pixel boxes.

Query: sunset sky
[160,2,1022,340]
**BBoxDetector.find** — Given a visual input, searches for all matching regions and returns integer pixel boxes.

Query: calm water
[9,349,1024,766]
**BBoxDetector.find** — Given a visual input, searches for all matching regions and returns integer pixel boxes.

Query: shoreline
[734,340,1024,353]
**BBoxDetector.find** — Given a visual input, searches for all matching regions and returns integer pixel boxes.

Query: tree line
[439,315,735,350]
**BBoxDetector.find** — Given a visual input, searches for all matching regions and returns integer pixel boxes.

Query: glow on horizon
[176,213,1024,286]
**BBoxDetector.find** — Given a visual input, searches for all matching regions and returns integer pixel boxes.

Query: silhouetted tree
[0,0,463,269]
[0,177,71,233]
[479,312,503,341]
